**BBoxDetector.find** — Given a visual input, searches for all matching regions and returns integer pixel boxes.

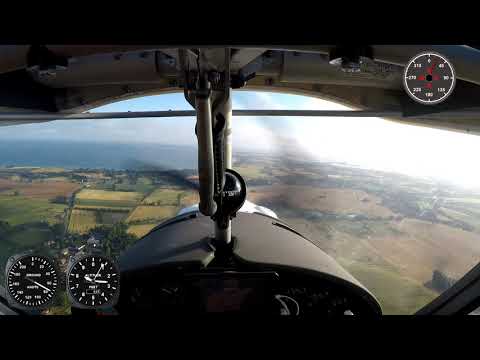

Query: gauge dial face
[6,255,58,309]
[67,255,119,308]
[403,52,455,105]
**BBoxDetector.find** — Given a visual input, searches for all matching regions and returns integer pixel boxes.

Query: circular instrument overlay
[67,255,119,308]
[403,52,456,105]
[6,255,58,308]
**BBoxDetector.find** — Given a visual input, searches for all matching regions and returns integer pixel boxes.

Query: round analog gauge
[67,255,120,308]
[6,255,58,309]
[403,52,456,105]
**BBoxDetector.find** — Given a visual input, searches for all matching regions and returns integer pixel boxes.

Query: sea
[0,140,199,170]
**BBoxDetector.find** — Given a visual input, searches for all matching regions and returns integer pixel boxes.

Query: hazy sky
[1,91,480,189]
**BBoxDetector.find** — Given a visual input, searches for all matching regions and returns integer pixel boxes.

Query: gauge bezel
[66,253,120,310]
[5,253,59,311]
[403,51,456,105]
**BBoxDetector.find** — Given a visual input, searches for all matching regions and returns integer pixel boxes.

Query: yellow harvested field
[68,209,98,234]
[179,191,199,207]
[126,206,177,223]
[75,189,143,208]
[233,165,266,179]
[76,189,143,201]
[127,224,157,238]
[31,167,71,173]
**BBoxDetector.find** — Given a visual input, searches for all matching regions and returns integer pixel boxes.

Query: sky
[1,91,480,189]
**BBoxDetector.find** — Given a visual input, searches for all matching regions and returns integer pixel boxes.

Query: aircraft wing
[0,45,479,134]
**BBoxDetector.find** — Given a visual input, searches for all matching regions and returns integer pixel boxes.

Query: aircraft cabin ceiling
[0,45,479,135]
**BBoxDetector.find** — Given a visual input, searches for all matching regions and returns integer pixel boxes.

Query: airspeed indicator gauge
[5,254,58,310]
[403,52,455,105]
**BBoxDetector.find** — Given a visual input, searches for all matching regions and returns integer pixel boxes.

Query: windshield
[0,91,479,315]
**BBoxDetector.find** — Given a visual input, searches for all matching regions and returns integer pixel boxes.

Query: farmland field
[74,205,132,212]
[114,183,155,194]
[126,206,177,223]
[7,227,53,248]
[68,207,130,233]
[142,189,184,205]
[76,189,143,201]
[3,145,480,315]
[0,179,80,200]
[98,210,129,224]
[233,165,267,180]
[248,185,395,218]
[127,224,158,237]
[115,176,155,194]
[340,259,438,315]
[179,191,199,207]
[75,189,143,208]
[68,209,98,234]
[31,167,71,174]
[0,195,66,225]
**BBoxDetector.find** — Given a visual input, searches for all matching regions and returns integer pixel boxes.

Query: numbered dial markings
[6,255,58,308]
[67,255,119,308]
[403,52,455,105]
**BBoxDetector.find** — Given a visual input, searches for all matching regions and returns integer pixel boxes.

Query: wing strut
[186,48,246,248]
[3,109,480,122]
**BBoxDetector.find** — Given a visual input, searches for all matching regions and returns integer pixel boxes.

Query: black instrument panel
[116,267,378,316]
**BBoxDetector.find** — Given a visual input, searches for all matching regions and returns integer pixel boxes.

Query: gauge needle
[93,263,104,282]
[25,277,51,292]
[84,276,107,284]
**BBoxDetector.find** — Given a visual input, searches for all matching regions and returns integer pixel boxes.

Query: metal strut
[212,48,233,244]
[194,64,217,216]
[190,48,237,245]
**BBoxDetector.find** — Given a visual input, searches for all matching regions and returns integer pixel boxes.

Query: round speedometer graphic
[6,254,58,309]
[403,52,456,105]
[67,254,120,309]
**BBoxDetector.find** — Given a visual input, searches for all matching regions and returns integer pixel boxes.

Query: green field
[114,183,155,194]
[142,189,184,206]
[0,224,55,282]
[341,260,438,315]
[233,165,266,180]
[74,205,132,212]
[114,177,155,194]
[98,211,128,224]
[0,195,66,226]
[7,227,53,247]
